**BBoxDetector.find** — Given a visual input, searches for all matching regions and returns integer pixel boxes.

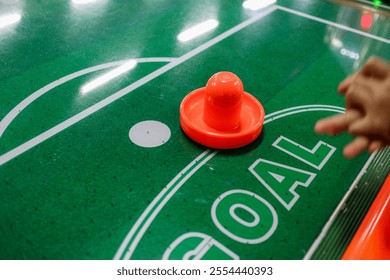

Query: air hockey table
[0,0,389,260]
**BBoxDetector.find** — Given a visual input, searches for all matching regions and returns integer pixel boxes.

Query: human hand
[315,57,390,158]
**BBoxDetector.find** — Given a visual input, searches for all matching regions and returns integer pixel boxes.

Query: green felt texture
[0,0,389,259]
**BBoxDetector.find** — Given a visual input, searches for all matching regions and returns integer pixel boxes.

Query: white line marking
[162,232,211,260]
[211,189,278,244]
[248,159,317,210]
[0,57,177,138]
[277,5,390,44]
[272,136,337,170]
[2,2,383,258]
[264,108,344,124]
[115,105,345,259]
[303,151,378,259]
[0,6,277,166]
[114,150,217,260]
[265,105,344,118]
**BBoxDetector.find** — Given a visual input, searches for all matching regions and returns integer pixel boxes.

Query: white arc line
[264,108,344,124]
[0,57,177,138]
[265,105,345,118]
[0,6,277,167]
[114,105,345,260]
[0,1,385,259]
[4,2,386,165]
[113,150,213,260]
[122,151,217,260]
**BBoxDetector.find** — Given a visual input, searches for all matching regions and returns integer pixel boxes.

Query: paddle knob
[203,72,243,131]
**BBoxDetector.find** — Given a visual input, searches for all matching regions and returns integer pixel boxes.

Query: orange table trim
[342,174,390,260]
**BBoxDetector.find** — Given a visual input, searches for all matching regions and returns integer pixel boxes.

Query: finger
[348,116,390,141]
[343,136,370,158]
[348,117,372,136]
[368,140,385,153]
[315,110,361,135]
[344,77,371,110]
[360,56,390,79]
[338,74,355,94]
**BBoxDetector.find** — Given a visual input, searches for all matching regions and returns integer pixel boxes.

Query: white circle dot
[129,120,171,148]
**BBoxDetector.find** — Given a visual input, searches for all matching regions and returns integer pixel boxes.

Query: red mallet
[180,72,265,149]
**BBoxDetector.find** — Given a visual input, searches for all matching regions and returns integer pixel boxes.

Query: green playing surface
[0,0,389,260]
